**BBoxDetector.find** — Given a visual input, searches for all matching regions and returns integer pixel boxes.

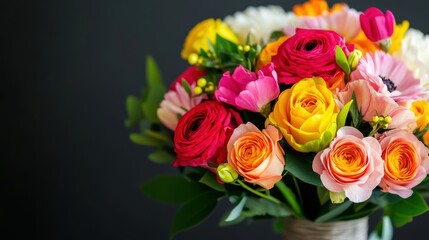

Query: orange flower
[256,36,288,70]
[348,31,380,55]
[326,71,345,92]
[227,122,285,189]
[293,0,344,17]
[378,129,429,198]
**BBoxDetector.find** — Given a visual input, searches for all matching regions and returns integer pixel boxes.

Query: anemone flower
[350,50,424,103]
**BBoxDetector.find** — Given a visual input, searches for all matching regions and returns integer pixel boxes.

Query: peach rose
[377,129,429,198]
[227,122,285,189]
[313,126,384,203]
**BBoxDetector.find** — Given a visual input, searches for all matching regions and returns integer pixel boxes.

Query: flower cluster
[126,0,429,239]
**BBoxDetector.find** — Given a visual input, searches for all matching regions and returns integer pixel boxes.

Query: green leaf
[142,56,167,123]
[141,175,209,203]
[350,92,362,128]
[317,187,330,205]
[386,192,429,227]
[142,84,165,123]
[169,191,223,239]
[275,181,304,218]
[335,45,350,75]
[144,128,172,143]
[145,55,163,87]
[337,99,353,129]
[125,95,143,127]
[129,133,164,147]
[148,149,175,163]
[215,34,239,54]
[225,196,247,222]
[199,171,226,192]
[315,200,353,223]
[181,79,192,97]
[243,197,292,218]
[285,151,323,187]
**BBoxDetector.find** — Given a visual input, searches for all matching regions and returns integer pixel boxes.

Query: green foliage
[315,200,352,223]
[385,192,429,227]
[285,151,323,187]
[169,190,224,239]
[141,175,210,203]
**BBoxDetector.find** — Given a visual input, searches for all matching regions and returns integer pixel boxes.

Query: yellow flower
[293,0,344,17]
[388,20,410,54]
[256,36,288,70]
[269,77,339,152]
[181,18,238,60]
[411,99,429,146]
[411,99,429,131]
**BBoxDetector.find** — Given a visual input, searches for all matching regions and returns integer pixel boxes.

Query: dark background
[2,0,429,239]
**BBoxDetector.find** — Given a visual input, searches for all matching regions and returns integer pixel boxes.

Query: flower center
[304,40,318,51]
[379,75,397,93]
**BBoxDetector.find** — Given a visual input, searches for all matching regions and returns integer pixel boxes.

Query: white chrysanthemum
[393,28,429,99]
[223,5,297,44]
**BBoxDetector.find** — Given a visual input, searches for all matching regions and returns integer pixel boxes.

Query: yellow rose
[411,99,429,146]
[411,99,429,131]
[269,77,339,152]
[181,18,238,60]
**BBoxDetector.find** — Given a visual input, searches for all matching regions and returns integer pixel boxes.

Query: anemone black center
[379,75,397,92]
[304,40,318,51]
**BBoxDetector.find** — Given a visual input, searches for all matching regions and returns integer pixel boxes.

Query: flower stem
[236,180,281,204]
[292,176,304,208]
[275,181,304,218]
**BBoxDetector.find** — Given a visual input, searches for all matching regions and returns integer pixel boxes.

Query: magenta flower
[215,63,279,113]
[359,7,395,43]
[350,50,424,103]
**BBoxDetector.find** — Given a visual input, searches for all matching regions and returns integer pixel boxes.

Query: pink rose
[227,122,285,189]
[215,63,280,113]
[272,28,353,85]
[377,129,429,198]
[313,126,384,203]
[174,100,242,169]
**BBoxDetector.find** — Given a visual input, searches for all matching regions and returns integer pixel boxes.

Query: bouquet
[125,0,429,239]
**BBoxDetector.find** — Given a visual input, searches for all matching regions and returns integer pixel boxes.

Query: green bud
[347,49,362,71]
[217,163,238,183]
[329,191,346,204]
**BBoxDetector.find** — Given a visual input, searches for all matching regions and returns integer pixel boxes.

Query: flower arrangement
[125,0,429,239]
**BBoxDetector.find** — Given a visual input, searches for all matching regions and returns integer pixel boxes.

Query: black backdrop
[3,0,429,239]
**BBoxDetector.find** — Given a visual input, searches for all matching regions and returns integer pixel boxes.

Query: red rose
[173,100,242,169]
[169,66,206,91]
[273,28,353,84]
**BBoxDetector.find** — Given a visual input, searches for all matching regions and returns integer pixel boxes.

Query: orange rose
[256,36,288,70]
[227,122,285,189]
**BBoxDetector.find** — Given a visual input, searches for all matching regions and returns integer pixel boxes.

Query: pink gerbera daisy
[350,50,423,103]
